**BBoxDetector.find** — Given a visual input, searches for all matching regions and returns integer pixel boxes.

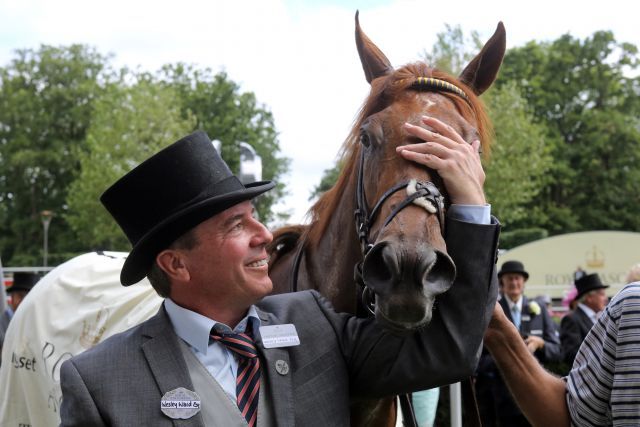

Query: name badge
[530,329,543,335]
[521,315,531,322]
[259,324,300,348]
[160,387,201,419]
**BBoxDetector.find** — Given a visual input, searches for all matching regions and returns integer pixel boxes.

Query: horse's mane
[306,63,493,247]
[268,224,307,266]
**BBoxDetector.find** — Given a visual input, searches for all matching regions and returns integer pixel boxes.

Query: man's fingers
[402,122,458,150]
[421,116,466,145]
[397,149,445,170]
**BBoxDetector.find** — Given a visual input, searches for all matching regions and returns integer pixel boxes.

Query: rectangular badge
[259,324,300,348]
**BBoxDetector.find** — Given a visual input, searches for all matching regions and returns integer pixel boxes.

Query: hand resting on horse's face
[397,115,486,206]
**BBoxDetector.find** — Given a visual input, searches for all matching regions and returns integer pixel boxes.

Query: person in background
[535,294,553,317]
[0,272,40,363]
[5,272,39,313]
[561,285,579,312]
[484,272,640,426]
[476,260,561,427]
[627,263,640,283]
[560,273,609,365]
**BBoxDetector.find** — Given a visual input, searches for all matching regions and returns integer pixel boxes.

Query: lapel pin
[275,360,290,375]
[160,387,201,419]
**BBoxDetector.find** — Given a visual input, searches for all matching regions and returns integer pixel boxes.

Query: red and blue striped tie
[211,328,260,426]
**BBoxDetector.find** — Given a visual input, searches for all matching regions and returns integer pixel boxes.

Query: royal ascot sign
[500,231,640,299]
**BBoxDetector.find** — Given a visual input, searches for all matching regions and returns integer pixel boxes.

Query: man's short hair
[578,288,604,304]
[146,228,200,298]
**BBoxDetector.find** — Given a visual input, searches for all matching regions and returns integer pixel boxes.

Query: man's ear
[156,249,190,282]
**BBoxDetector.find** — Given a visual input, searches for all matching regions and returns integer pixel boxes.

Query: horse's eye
[360,132,370,147]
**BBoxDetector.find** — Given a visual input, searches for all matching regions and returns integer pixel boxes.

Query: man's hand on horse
[397,115,486,206]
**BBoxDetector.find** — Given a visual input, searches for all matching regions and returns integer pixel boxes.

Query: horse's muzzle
[361,241,456,330]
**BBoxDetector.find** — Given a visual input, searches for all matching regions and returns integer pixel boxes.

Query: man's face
[584,288,608,313]
[501,273,526,302]
[9,290,28,312]
[182,200,274,310]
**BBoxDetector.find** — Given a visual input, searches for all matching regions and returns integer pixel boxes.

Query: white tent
[0,251,162,426]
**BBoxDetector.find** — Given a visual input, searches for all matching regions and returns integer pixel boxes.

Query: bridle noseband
[353,147,446,256]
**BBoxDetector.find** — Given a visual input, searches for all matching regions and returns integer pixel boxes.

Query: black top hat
[7,272,40,293]
[100,131,275,286]
[498,260,529,280]
[575,273,609,300]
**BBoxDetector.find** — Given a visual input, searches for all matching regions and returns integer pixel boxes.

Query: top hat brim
[498,270,529,280]
[6,284,33,293]
[120,180,275,286]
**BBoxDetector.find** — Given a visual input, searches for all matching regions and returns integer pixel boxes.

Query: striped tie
[211,327,260,426]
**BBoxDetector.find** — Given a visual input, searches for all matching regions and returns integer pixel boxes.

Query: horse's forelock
[306,62,493,247]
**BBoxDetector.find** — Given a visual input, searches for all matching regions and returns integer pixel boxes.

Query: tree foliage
[65,78,195,251]
[483,82,554,229]
[0,47,289,266]
[157,64,290,224]
[497,31,640,233]
[0,45,110,265]
[309,161,343,201]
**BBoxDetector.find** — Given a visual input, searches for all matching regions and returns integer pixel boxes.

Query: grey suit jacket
[60,218,499,426]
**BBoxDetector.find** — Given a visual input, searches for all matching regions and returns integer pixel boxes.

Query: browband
[410,77,470,102]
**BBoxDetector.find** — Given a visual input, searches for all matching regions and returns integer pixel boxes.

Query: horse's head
[352,13,505,331]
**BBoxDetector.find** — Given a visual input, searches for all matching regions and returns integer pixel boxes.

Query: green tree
[423,24,482,74]
[1,46,289,266]
[483,82,553,230]
[497,31,640,233]
[422,25,555,237]
[0,45,110,265]
[65,77,195,250]
[158,64,290,224]
[309,161,343,201]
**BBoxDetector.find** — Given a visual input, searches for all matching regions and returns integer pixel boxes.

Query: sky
[1,0,639,224]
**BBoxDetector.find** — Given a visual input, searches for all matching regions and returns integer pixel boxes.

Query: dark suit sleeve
[60,359,107,427]
[321,217,500,397]
[537,308,561,363]
[560,313,582,365]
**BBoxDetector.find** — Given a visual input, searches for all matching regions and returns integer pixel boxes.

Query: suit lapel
[499,297,515,327]
[577,306,595,329]
[141,305,204,427]
[520,297,532,336]
[255,307,295,427]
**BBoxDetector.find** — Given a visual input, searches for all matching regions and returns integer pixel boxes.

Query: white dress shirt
[164,298,261,403]
[577,302,598,324]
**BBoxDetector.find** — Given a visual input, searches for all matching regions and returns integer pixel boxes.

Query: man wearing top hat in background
[475,260,561,427]
[560,273,609,365]
[0,272,40,363]
[59,127,500,426]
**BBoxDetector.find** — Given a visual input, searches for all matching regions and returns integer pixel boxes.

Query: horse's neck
[301,184,362,313]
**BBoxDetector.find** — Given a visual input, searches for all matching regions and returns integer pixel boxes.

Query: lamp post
[41,210,53,267]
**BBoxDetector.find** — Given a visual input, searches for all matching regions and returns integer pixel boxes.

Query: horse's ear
[459,22,506,95]
[355,11,393,84]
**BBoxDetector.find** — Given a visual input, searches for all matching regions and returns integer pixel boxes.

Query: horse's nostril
[422,250,456,293]
[362,243,398,292]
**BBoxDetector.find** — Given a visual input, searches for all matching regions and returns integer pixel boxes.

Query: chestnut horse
[268,13,505,427]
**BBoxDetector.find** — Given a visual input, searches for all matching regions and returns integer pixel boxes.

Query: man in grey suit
[60,126,499,426]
